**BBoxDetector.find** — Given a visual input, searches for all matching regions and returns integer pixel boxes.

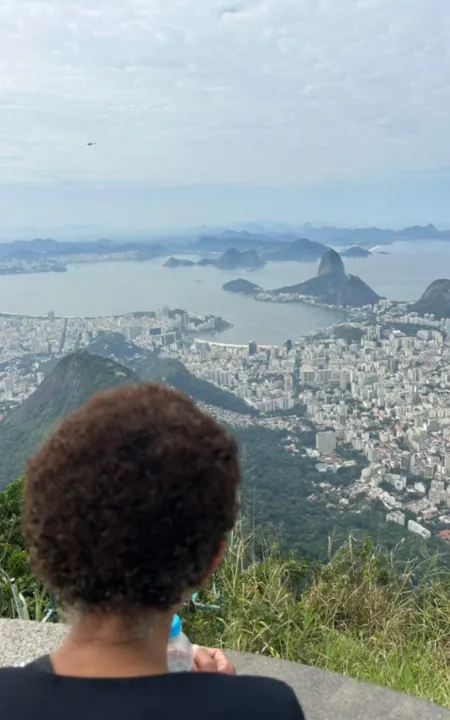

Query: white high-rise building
[3,378,14,394]
[316,431,336,456]
[387,511,405,527]
[408,520,431,540]
[445,453,450,474]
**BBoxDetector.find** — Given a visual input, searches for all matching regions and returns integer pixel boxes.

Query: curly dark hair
[23,383,240,614]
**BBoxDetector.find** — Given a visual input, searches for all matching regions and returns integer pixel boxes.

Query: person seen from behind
[0,383,305,720]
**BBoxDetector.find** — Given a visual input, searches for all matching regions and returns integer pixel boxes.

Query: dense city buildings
[3,297,450,544]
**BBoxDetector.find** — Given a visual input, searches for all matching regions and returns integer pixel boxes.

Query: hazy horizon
[1,178,450,239]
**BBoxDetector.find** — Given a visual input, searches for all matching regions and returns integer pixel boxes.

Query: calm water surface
[0,240,448,344]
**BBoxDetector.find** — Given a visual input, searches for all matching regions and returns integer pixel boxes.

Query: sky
[0,0,449,233]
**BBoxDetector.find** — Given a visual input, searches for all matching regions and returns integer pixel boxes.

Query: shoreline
[254,293,350,316]
[0,309,233,338]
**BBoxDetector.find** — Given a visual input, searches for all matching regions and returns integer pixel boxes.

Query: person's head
[23,383,240,623]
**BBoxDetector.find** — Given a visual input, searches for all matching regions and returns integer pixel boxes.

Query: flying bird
[87,142,96,146]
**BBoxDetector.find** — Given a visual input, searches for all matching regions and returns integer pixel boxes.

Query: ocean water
[0,240,447,345]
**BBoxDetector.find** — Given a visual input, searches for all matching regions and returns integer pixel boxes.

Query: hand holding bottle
[167,615,236,675]
[192,647,236,675]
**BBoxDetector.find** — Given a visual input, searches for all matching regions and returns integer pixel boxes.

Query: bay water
[0,240,448,345]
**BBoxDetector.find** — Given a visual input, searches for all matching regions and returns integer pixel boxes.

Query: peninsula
[0,262,68,275]
[267,249,381,307]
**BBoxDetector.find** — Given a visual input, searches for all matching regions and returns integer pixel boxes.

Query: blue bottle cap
[170,614,181,639]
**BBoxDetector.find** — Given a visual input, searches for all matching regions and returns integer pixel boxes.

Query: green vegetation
[0,352,140,489]
[333,324,365,342]
[233,425,446,562]
[87,333,256,416]
[184,530,450,708]
[0,346,258,489]
[2,481,450,708]
[3,346,450,705]
[138,356,255,415]
[0,477,53,620]
[0,350,445,561]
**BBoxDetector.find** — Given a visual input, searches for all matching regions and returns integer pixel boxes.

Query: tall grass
[0,566,53,622]
[3,524,450,706]
[183,526,450,708]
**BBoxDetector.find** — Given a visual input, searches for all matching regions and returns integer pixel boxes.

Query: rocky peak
[318,249,345,277]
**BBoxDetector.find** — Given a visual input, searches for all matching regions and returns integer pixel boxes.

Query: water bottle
[167,614,194,672]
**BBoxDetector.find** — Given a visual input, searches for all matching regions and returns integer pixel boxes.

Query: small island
[222,279,263,295]
[341,247,372,258]
[163,257,196,268]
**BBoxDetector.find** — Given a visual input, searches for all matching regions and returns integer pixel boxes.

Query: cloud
[0,0,448,187]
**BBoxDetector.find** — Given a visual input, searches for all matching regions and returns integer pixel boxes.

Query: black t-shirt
[0,657,305,720]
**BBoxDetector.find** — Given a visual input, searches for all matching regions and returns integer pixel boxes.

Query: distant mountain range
[0,223,448,263]
[293,223,445,246]
[195,230,295,252]
[0,340,257,488]
[271,249,381,307]
[193,222,449,248]
[164,249,266,270]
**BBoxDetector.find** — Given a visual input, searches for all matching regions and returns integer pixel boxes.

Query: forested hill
[86,333,257,416]
[0,341,257,489]
[0,352,140,489]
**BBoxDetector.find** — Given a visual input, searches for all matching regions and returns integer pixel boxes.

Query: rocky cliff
[410,279,450,319]
[318,249,346,276]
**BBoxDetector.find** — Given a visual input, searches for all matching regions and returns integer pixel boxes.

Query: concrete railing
[1,619,449,719]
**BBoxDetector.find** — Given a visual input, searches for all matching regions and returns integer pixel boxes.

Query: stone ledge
[1,619,449,719]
